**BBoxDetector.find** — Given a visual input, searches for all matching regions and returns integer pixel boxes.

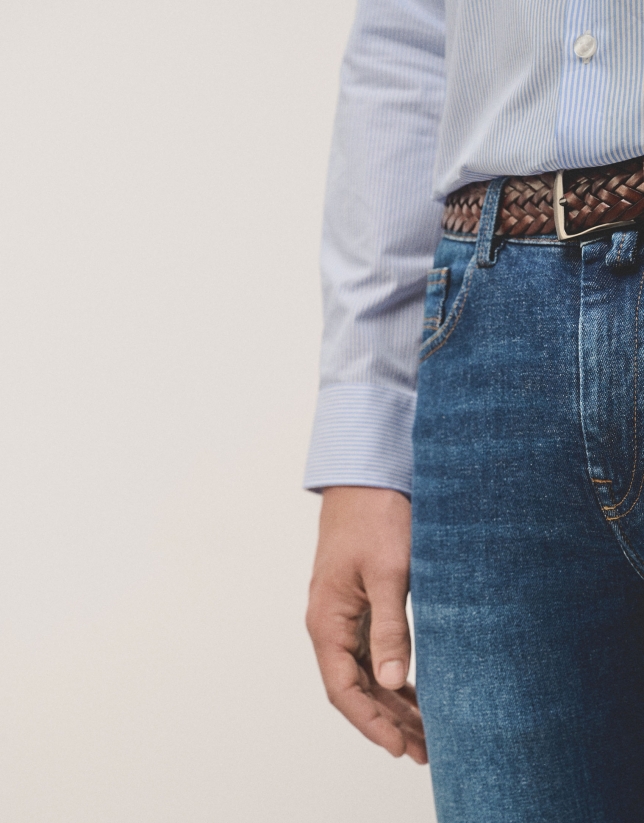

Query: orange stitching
[594,463,644,529]
[606,467,644,519]
[419,263,476,363]
[601,269,644,510]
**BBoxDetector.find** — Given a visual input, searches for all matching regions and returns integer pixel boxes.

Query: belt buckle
[553,170,638,241]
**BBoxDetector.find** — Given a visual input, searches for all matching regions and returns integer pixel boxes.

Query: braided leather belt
[442,157,644,241]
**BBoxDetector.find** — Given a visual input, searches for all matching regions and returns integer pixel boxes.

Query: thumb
[368,575,411,691]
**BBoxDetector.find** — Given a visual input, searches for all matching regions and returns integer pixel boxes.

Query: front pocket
[422,268,450,343]
[420,254,477,363]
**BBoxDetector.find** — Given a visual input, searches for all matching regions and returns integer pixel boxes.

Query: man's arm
[304,0,446,494]
[304,0,445,761]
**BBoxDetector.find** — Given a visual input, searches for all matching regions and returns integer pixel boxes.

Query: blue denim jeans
[411,179,644,822]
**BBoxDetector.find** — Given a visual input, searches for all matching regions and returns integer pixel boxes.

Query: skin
[305,486,428,765]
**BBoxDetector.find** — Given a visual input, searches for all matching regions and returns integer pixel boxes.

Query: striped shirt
[304,0,644,495]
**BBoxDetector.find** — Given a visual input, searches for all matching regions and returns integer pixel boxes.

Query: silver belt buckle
[553,170,638,241]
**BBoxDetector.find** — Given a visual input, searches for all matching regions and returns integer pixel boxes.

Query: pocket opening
[422,267,450,341]
[419,253,477,363]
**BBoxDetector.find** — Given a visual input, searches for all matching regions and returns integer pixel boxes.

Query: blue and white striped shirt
[304,0,644,495]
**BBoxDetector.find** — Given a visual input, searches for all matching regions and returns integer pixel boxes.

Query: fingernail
[379,660,404,688]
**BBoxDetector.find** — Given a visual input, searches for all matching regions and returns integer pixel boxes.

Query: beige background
[0,2,437,820]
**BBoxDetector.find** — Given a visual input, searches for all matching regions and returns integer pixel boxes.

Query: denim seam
[610,519,644,581]
[595,470,644,579]
[616,231,627,265]
[419,258,476,363]
[423,269,449,333]
[476,177,507,267]
[605,473,644,520]
[599,268,644,513]
[584,422,644,578]
[420,183,503,361]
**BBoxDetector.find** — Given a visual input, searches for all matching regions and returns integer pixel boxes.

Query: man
[304,1,644,820]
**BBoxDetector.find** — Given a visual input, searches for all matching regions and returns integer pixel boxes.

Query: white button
[574,32,597,63]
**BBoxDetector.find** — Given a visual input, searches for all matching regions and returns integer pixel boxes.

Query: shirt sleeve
[303,0,446,496]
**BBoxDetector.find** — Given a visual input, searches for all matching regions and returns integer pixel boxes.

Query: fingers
[367,571,411,691]
[307,599,427,762]
[312,638,408,757]
[369,681,427,764]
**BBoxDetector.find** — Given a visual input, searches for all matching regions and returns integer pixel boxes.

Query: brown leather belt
[442,157,644,241]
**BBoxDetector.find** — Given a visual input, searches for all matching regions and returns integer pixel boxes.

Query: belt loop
[605,229,639,269]
[476,176,508,268]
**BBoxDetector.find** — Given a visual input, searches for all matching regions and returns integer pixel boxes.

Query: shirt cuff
[303,383,416,496]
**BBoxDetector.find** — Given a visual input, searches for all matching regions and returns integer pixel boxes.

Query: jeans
[411,179,644,822]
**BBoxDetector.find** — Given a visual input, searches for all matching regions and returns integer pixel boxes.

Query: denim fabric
[411,184,644,822]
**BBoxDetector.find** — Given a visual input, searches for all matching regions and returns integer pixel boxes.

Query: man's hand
[305,486,427,764]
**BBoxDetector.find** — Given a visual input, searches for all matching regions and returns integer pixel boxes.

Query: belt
[442,157,644,241]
